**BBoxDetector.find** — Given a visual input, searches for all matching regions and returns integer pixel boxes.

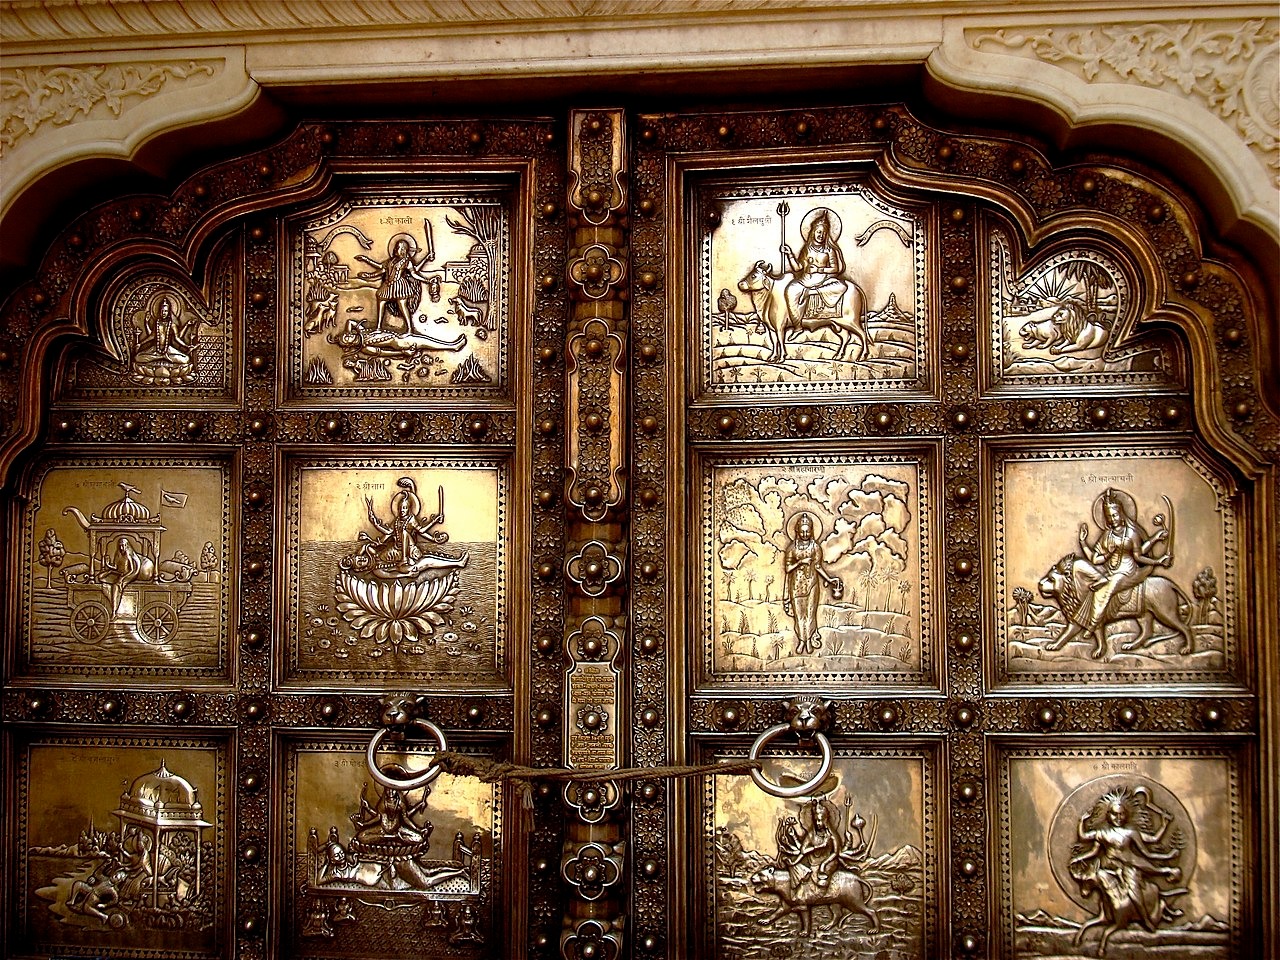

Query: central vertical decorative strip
[560,108,628,960]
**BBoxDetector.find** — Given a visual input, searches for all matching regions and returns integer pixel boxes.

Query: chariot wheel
[137,600,178,645]
[70,600,112,644]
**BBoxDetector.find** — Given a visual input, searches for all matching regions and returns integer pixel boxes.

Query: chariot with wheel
[67,578,192,645]
[60,482,195,645]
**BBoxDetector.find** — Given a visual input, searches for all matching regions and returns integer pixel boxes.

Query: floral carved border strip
[971,20,1279,183]
[1,60,218,153]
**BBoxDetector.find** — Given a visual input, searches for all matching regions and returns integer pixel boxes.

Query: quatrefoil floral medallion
[565,540,623,597]
[568,243,625,300]
[562,841,624,901]
[563,779,621,823]
[563,918,621,960]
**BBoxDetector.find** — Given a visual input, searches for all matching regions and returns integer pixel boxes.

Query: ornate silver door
[2,102,1273,959]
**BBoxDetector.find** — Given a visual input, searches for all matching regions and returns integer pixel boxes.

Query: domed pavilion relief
[700,453,934,687]
[286,193,509,401]
[696,180,928,399]
[17,738,226,958]
[707,749,936,958]
[283,456,507,687]
[20,460,231,680]
[992,447,1238,687]
[988,228,1181,388]
[1000,749,1242,959]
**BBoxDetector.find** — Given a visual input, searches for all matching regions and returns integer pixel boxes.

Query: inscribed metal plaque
[282,454,507,687]
[998,746,1242,958]
[283,736,499,958]
[19,458,232,681]
[13,735,228,958]
[696,178,929,399]
[993,446,1238,688]
[699,452,935,688]
[988,227,1181,389]
[285,191,510,401]
[705,747,936,958]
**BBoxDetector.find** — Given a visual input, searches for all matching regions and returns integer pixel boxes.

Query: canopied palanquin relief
[1,4,1275,959]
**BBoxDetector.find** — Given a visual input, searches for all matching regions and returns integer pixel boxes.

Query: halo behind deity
[387,233,418,259]
[145,291,183,322]
[1046,773,1196,912]
[787,511,824,541]
[799,207,842,244]
[1091,487,1138,530]
[391,486,421,517]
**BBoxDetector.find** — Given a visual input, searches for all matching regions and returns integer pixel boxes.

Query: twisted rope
[429,750,762,811]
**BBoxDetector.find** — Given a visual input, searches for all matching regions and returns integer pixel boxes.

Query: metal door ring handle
[747,723,832,798]
[366,718,448,790]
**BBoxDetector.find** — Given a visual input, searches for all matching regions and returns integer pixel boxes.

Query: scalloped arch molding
[1,2,1276,272]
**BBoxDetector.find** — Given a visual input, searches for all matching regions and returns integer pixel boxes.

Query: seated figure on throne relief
[780,208,850,325]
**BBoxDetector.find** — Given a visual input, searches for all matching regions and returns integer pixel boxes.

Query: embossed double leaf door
[5,103,1268,960]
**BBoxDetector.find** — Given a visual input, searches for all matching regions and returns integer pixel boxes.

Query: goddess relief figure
[782,512,842,656]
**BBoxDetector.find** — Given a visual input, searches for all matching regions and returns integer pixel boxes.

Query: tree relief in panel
[698,180,928,399]
[283,457,507,687]
[707,751,934,958]
[1001,749,1241,959]
[701,454,934,687]
[287,195,509,401]
[21,460,231,680]
[17,738,227,958]
[989,229,1181,389]
[994,448,1238,688]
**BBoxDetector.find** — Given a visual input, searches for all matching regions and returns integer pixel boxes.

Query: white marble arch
[0,2,1276,274]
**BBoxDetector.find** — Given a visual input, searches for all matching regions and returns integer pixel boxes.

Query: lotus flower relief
[333,476,469,648]
[334,568,460,645]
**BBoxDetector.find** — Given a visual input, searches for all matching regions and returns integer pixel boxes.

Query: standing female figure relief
[782,512,842,656]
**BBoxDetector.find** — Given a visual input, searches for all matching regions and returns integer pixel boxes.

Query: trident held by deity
[777,200,790,268]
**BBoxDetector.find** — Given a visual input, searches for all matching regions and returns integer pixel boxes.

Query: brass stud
[641,707,659,727]
[952,483,973,503]
[393,131,409,147]
[1080,176,1098,194]
[1182,269,1200,287]
[240,769,262,792]
[128,206,145,223]
[873,115,889,131]
[639,487,658,507]
[638,271,658,290]
[1148,204,1166,222]
[1232,400,1252,419]
[642,935,660,951]
[583,485,603,505]
[257,162,273,178]
[1161,404,1183,424]
[949,207,966,223]
[638,198,656,216]
[1222,326,1242,344]
[1089,404,1110,425]
[948,341,971,361]
[242,843,261,864]
[639,634,660,654]
[706,208,722,228]
[243,628,265,650]
[639,415,659,434]
[937,143,954,161]
[639,560,658,580]
[538,273,557,292]
[122,418,140,436]
[638,781,659,802]
[720,706,739,728]
[716,124,732,140]
[716,414,736,434]
[872,410,894,431]
[1009,156,1026,174]
[583,338,604,358]
[1200,702,1226,728]
[641,858,660,877]
[792,411,814,432]
[466,416,488,438]
[246,487,266,508]
[193,183,208,198]
[956,779,980,803]
[953,704,976,728]
[319,130,335,145]
[535,708,555,727]
[183,419,202,436]
[249,354,268,372]
[31,289,48,307]
[536,634,556,654]
[467,704,485,723]
[250,289,267,306]
[584,413,603,432]
[1116,704,1140,727]
[953,557,973,577]
[640,127,656,142]
[537,345,557,364]
[240,915,261,936]
[242,698,266,722]
[68,233,84,248]
[248,418,268,436]
[877,705,899,728]
[959,858,979,877]
[168,695,193,720]
[246,558,266,578]
[794,119,810,137]
[951,408,970,429]
[1020,407,1041,426]
[538,418,557,435]
[541,201,559,219]
[467,130,483,146]
[581,635,602,656]
[954,631,976,652]
[249,225,266,241]
[1035,705,1057,728]
[53,418,74,436]
[949,275,969,292]
[97,696,124,720]
[535,488,556,508]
